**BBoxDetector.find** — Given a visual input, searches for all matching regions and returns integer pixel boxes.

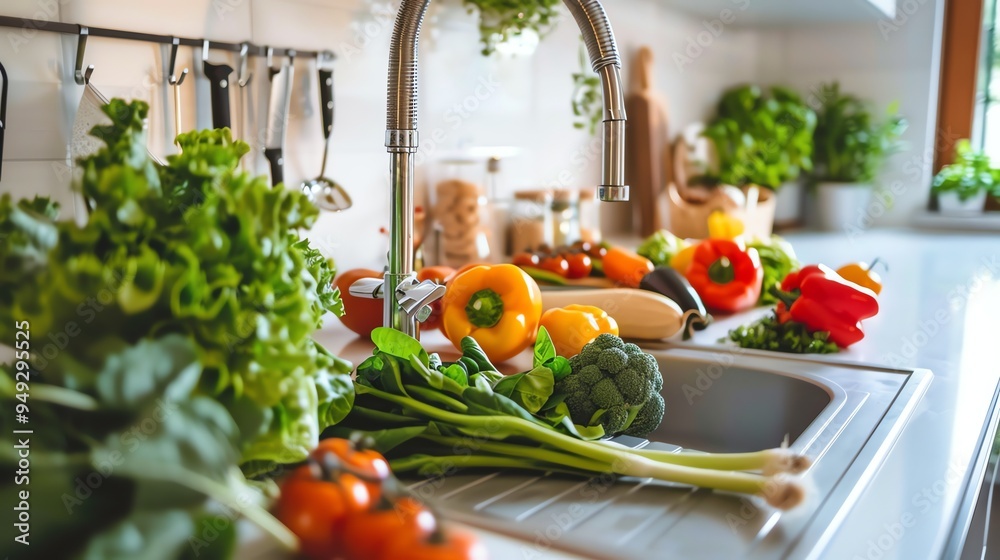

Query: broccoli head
[555,334,665,437]
[624,392,665,437]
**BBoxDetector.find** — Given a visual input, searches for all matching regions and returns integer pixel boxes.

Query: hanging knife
[264,58,294,187]
[202,40,233,130]
[0,59,7,183]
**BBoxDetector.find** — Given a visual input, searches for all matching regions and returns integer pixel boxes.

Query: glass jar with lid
[429,158,491,268]
[578,187,602,244]
[550,188,580,248]
[510,190,553,254]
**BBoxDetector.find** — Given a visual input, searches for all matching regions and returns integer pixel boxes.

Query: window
[974,0,1000,158]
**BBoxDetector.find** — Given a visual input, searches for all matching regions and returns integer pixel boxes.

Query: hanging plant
[571,41,602,135]
[459,3,600,135]
[462,0,561,55]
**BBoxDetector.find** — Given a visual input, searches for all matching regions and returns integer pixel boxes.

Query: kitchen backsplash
[0,0,940,271]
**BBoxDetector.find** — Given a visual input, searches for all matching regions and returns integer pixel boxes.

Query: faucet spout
[379,0,629,335]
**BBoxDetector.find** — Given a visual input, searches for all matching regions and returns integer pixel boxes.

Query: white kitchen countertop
[313,227,1000,560]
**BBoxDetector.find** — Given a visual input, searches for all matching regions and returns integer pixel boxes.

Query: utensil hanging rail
[0,15,321,59]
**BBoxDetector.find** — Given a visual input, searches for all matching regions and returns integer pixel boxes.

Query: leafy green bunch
[746,235,800,306]
[702,85,817,190]
[462,0,561,55]
[932,139,1000,201]
[811,82,907,184]
[0,99,353,558]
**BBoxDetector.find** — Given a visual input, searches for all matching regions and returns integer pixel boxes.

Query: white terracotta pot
[773,181,804,225]
[815,182,872,232]
[937,191,987,215]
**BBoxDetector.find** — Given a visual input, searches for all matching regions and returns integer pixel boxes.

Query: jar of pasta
[510,190,553,254]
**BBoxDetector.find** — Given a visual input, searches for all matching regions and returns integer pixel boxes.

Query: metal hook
[74,26,94,85]
[168,37,188,86]
[267,47,278,80]
[238,42,252,88]
[319,49,337,68]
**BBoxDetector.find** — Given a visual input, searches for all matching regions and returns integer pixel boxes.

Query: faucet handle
[349,277,386,299]
[395,278,447,323]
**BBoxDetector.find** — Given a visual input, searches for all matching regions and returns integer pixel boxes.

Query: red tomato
[342,497,437,560]
[417,266,456,332]
[564,253,593,279]
[538,255,569,277]
[274,466,371,560]
[379,526,489,560]
[334,269,385,338]
[511,252,540,268]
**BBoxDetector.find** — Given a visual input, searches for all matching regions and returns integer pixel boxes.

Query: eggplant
[640,267,711,330]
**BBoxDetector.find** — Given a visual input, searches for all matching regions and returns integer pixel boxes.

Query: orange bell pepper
[540,304,619,358]
[835,259,883,295]
[441,264,542,363]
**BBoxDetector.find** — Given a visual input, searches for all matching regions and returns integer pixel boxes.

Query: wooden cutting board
[625,46,669,237]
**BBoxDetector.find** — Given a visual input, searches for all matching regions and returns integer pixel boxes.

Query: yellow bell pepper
[441,264,542,363]
[540,305,619,358]
[707,211,745,240]
[836,260,883,295]
[670,244,698,275]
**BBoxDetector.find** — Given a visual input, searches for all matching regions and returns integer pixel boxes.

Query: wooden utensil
[625,46,668,237]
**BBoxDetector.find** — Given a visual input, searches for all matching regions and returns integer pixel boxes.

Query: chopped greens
[725,312,839,354]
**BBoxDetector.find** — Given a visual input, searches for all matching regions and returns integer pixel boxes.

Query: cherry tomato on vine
[511,252,540,268]
[538,255,569,278]
[587,244,608,259]
[564,253,593,279]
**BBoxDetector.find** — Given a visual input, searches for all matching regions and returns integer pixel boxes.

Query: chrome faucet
[356,0,629,337]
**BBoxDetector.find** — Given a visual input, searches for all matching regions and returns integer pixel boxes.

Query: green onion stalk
[358,384,807,510]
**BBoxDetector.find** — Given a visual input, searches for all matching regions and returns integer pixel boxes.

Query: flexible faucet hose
[386,0,623,134]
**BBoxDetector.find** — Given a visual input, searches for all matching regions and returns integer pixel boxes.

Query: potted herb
[702,85,817,226]
[810,82,907,231]
[931,140,998,214]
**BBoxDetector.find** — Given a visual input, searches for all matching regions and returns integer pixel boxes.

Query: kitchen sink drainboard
[404,346,932,560]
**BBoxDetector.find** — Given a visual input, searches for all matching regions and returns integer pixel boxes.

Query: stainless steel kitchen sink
[404,345,931,560]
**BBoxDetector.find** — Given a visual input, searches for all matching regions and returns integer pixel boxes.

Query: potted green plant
[702,85,817,226]
[810,82,907,231]
[931,140,998,214]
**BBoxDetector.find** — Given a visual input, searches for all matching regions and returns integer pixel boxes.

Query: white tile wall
[0,0,943,271]
[756,0,946,228]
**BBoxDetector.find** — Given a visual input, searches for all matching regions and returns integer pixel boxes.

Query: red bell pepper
[685,239,763,313]
[774,264,879,348]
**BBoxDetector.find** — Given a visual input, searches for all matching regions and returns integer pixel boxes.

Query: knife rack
[0,15,327,62]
